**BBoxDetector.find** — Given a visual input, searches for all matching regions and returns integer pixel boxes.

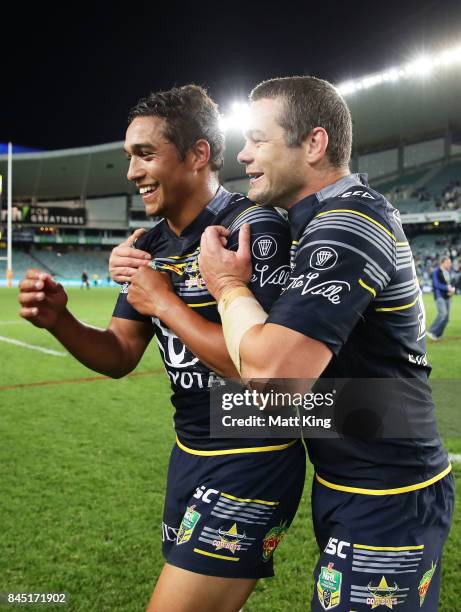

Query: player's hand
[109,228,152,284]
[199,224,252,301]
[127,266,174,316]
[18,269,68,329]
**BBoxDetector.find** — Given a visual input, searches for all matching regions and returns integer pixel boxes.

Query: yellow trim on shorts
[175,436,297,456]
[315,464,451,495]
[193,548,240,561]
[354,543,424,551]
[221,492,279,506]
[358,278,376,297]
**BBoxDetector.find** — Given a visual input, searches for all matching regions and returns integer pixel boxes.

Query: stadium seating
[374,157,461,213]
[0,248,111,284]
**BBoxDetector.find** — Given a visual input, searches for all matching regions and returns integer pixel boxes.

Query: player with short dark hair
[128,84,224,171]
[199,75,454,611]
[251,76,352,168]
[17,84,305,612]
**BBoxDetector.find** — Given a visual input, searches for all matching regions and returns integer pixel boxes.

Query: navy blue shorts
[310,472,454,611]
[162,439,306,579]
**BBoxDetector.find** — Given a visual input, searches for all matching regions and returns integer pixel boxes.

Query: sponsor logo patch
[283,271,350,305]
[252,235,278,260]
[324,537,350,559]
[310,247,338,271]
[193,485,219,504]
[317,562,342,609]
[184,259,206,288]
[176,505,201,545]
[251,263,291,288]
[340,189,375,200]
[153,318,199,368]
[162,522,179,542]
[213,523,246,554]
[418,561,437,607]
[197,523,256,556]
[262,521,287,562]
[366,576,400,609]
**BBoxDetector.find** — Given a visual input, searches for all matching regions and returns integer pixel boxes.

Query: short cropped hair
[128,85,224,171]
[250,76,352,168]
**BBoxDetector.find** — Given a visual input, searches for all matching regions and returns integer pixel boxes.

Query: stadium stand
[1,65,461,291]
[0,248,111,284]
[374,157,461,214]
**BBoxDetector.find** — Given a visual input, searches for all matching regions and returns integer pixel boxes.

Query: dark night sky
[3,0,461,150]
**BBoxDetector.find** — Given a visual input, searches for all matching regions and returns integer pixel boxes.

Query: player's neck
[284,166,350,210]
[167,175,220,236]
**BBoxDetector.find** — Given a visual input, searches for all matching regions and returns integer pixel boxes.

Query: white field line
[0,321,26,325]
[0,335,67,357]
[449,453,461,464]
[1,318,109,326]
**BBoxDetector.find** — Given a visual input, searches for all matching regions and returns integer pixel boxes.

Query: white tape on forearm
[218,287,268,373]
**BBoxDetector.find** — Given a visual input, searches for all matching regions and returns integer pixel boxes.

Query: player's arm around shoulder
[226,208,332,378]
[239,195,397,379]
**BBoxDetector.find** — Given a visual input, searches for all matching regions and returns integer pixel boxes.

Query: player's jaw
[246,169,266,202]
[138,181,164,216]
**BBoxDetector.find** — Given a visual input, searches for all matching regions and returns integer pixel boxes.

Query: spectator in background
[81,270,90,289]
[427,255,455,340]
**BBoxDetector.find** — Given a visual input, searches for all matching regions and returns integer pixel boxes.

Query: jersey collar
[287,173,368,239]
[163,186,234,250]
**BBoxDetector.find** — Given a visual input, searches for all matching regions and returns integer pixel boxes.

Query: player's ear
[189,139,211,171]
[304,127,329,164]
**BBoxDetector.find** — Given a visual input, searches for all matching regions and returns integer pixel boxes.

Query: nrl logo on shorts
[212,523,246,554]
[310,247,338,271]
[252,235,278,260]
[317,562,342,609]
[176,505,201,546]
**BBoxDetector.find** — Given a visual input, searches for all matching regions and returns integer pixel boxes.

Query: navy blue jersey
[113,187,292,450]
[267,174,450,490]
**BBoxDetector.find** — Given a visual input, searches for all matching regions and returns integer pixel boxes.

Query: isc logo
[193,485,219,503]
[324,537,350,559]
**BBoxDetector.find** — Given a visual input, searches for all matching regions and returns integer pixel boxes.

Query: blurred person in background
[427,255,455,340]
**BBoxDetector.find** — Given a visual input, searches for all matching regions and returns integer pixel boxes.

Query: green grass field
[0,289,460,611]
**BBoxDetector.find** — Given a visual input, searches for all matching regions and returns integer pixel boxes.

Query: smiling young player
[18,85,305,612]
